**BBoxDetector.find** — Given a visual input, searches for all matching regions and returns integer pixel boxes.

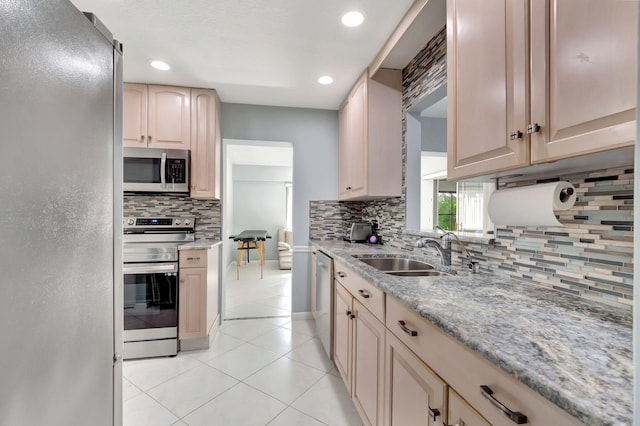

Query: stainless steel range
[122,216,195,359]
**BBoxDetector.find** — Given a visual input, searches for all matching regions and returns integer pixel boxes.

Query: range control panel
[123,216,195,231]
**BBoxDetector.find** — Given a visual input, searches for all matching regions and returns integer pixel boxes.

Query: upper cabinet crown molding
[447,0,638,181]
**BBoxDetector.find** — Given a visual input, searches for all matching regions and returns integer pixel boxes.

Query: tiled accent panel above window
[123,195,221,240]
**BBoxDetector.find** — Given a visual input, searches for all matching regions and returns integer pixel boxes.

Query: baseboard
[292,311,313,320]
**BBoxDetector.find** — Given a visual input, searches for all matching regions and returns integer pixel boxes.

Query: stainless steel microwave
[123,147,189,194]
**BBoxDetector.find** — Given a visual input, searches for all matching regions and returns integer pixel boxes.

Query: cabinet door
[148,85,191,149]
[334,283,353,390]
[179,267,207,340]
[347,75,368,197]
[338,100,352,199]
[190,88,221,199]
[385,332,447,426]
[529,0,637,163]
[447,0,529,179]
[448,388,491,426]
[352,300,385,426]
[122,83,148,148]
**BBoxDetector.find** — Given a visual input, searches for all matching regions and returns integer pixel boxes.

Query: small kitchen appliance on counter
[123,216,195,359]
[344,221,380,243]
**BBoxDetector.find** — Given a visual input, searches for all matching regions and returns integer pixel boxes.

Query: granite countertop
[178,240,223,250]
[311,240,632,426]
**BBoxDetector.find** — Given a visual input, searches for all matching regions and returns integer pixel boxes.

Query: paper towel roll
[488,181,576,227]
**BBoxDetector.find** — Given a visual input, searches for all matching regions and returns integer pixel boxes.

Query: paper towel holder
[559,187,574,202]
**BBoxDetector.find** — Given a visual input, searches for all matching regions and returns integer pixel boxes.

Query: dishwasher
[315,250,334,358]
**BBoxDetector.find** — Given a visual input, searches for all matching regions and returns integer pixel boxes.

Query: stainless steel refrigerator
[0,1,123,425]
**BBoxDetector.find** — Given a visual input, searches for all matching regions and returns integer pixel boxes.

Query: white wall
[228,165,292,263]
[221,103,339,313]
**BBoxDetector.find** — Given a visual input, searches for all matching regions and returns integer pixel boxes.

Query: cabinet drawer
[386,296,583,426]
[334,260,384,322]
[179,249,207,268]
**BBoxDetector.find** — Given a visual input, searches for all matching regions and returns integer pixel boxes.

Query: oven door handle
[123,262,178,274]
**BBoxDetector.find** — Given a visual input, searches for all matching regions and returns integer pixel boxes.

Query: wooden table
[229,230,271,279]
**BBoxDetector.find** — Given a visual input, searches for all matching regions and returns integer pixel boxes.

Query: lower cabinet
[179,266,207,339]
[178,245,220,348]
[330,262,585,426]
[333,282,385,426]
[384,331,447,426]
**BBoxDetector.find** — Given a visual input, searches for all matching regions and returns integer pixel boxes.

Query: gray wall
[221,103,339,313]
[420,116,447,152]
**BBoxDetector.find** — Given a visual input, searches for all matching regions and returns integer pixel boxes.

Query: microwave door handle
[160,152,167,188]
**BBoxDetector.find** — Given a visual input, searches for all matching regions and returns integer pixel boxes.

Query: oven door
[123,262,178,341]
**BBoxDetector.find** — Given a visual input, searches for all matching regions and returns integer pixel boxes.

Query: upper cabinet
[123,83,191,150]
[190,88,221,200]
[447,0,637,180]
[338,69,403,201]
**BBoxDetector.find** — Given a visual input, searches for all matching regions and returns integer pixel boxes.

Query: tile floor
[123,261,362,425]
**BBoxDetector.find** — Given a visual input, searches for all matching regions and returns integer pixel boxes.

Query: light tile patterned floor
[123,261,362,426]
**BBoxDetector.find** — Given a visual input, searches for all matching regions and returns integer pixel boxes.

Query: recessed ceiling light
[318,76,334,85]
[341,11,364,27]
[149,60,170,71]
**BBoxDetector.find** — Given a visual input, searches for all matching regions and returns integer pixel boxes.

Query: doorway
[222,139,294,322]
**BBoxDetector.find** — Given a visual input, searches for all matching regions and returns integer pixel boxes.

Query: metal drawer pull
[358,289,371,299]
[346,310,355,319]
[428,406,440,421]
[337,272,346,278]
[186,257,201,261]
[480,385,528,424]
[398,320,418,336]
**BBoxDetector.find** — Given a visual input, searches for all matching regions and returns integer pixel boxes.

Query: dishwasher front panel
[315,250,334,358]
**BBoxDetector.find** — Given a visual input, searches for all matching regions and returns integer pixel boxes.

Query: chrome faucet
[416,237,451,266]
[416,227,479,273]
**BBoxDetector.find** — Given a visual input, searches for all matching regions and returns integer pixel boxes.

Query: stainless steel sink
[387,270,450,277]
[355,257,435,272]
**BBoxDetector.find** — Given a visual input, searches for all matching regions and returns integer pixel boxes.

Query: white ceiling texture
[69,0,415,110]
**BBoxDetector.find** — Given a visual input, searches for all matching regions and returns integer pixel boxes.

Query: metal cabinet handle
[480,385,528,424]
[149,135,153,141]
[526,123,540,134]
[337,272,346,278]
[346,310,355,319]
[398,320,418,337]
[346,186,352,190]
[186,257,201,261]
[509,130,523,140]
[428,406,440,421]
[358,289,371,299]
[140,135,145,143]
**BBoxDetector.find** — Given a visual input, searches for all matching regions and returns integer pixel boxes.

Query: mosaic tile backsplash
[308,24,634,309]
[124,194,221,240]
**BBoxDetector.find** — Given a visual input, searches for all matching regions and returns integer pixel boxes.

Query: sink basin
[387,270,450,277]
[356,257,435,272]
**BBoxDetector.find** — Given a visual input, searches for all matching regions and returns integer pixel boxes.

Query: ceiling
[69,0,415,110]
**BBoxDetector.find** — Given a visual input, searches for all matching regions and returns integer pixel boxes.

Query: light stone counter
[311,240,632,426]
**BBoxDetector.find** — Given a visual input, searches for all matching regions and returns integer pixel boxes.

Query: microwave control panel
[166,159,186,183]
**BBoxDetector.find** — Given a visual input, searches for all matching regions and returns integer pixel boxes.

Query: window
[437,189,457,231]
